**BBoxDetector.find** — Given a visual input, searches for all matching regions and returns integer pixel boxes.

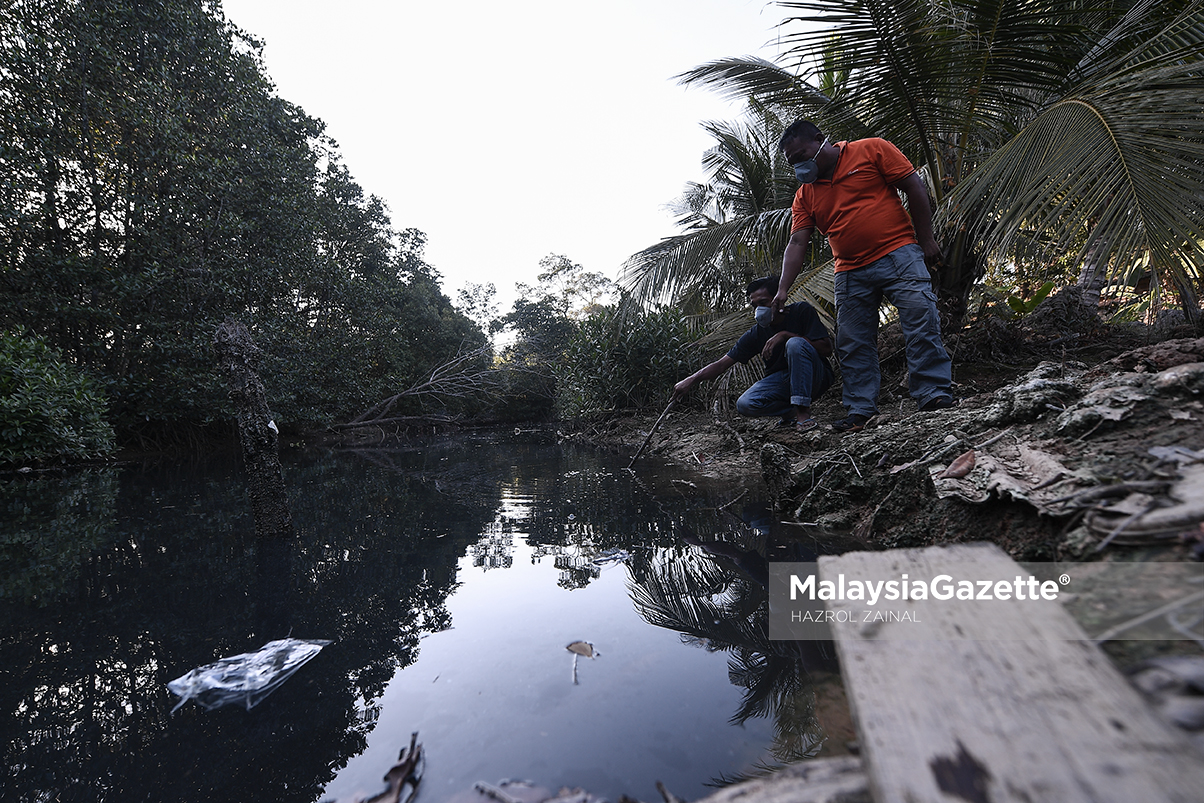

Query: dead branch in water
[338,346,551,432]
[364,731,423,803]
[329,414,462,432]
[346,345,495,427]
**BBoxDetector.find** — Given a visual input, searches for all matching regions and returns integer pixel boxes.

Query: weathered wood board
[695,755,870,803]
[820,543,1204,803]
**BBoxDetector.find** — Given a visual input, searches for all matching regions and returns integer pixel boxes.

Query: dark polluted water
[0,432,846,803]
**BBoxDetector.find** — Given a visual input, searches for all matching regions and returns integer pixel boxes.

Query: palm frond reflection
[628,541,840,775]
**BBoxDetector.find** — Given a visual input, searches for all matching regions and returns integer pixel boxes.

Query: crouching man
[672,276,834,432]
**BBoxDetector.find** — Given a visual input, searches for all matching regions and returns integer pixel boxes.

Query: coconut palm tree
[620,103,836,321]
[948,1,1204,322]
[648,0,1204,325]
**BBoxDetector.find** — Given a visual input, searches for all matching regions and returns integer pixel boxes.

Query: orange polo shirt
[790,138,919,272]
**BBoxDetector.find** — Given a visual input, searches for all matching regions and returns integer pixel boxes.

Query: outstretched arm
[773,227,813,312]
[674,354,738,399]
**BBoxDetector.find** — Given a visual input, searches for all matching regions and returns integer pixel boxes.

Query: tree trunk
[1075,237,1110,312]
[1172,276,1203,332]
[213,319,293,538]
[935,223,982,333]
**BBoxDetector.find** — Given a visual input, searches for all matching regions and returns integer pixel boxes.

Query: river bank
[564,299,1204,566]
[553,302,1204,798]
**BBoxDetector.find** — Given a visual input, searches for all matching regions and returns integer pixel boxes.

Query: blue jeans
[834,243,952,417]
[736,337,834,418]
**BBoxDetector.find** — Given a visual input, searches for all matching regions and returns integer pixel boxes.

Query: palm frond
[621,99,840,313]
[627,549,767,649]
[948,7,1204,292]
[693,260,835,350]
[621,208,796,312]
[678,55,872,142]
[676,56,825,106]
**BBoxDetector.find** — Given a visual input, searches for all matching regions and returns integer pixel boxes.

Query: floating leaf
[566,640,599,658]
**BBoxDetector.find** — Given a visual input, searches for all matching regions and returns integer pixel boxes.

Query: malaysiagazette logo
[767,558,1203,641]
[789,571,1062,605]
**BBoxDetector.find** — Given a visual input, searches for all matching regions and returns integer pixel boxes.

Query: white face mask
[792,136,827,184]
[754,306,773,327]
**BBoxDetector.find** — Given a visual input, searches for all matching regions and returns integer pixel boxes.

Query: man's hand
[771,290,789,314]
[919,234,943,269]
[761,332,788,363]
[673,376,696,399]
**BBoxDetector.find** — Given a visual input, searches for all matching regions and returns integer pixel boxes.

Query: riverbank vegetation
[1,0,483,461]
[455,255,702,424]
[626,0,1204,332]
[0,331,114,464]
[4,0,1202,467]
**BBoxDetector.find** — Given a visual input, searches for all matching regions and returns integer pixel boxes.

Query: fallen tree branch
[363,731,423,803]
[346,345,500,426]
[1049,480,1171,508]
[1091,500,1159,552]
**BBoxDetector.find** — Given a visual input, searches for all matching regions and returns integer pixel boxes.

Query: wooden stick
[627,397,676,469]
[1092,500,1158,552]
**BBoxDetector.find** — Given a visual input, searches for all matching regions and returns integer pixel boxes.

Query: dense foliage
[0,0,484,445]
[627,0,1204,326]
[477,255,701,420]
[556,305,701,418]
[0,331,115,465]
[486,255,614,421]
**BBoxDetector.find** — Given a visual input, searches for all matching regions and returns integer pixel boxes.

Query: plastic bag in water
[167,638,331,712]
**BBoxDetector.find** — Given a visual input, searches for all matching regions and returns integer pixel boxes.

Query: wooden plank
[820,543,1204,803]
[694,756,870,803]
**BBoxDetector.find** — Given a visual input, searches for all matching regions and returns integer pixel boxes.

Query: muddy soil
[564,298,1204,564]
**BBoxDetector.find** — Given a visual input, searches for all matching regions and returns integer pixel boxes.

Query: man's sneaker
[919,395,956,412]
[831,414,871,433]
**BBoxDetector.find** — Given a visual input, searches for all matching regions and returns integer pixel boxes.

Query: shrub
[0,331,115,465]
[557,306,701,418]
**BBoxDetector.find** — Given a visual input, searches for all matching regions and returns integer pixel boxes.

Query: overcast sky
[218,0,791,309]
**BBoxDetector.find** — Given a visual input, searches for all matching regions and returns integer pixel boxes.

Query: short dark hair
[746,276,780,297]
[779,119,822,152]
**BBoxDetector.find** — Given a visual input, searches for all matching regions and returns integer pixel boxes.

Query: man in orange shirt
[771,119,953,433]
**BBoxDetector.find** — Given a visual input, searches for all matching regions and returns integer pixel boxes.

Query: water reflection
[628,515,847,785]
[0,468,120,605]
[2,451,473,803]
[0,434,846,802]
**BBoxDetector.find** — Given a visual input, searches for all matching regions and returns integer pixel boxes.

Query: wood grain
[819,543,1204,803]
